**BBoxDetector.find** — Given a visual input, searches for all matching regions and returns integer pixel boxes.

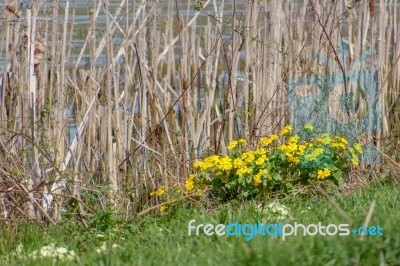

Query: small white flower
[262,202,290,220]
[96,243,107,254]
[15,243,24,255]
[56,247,68,254]
[28,244,75,261]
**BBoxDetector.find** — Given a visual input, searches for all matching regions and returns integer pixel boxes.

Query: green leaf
[238,175,245,185]
[241,191,249,198]
[246,175,253,184]
[273,173,282,182]
[338,177,345,188]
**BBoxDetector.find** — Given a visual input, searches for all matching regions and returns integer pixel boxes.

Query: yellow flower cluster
[253,174,262,186]
[193,155,220,170]
[187,124,364,200]
[253,169,268,186]
[305,123,314,131]
[304,147,324,161]
[258,134,278,147]
[218,156,233,171]
[227,138,247,150]
[315,133,331,145]
[278,135,305,164]
[317,168,331,179]
[193,145,269,178]
[255,154,268,165]
[185,174,196,193]
[241,151,255,164]
[233,158,244,168]
[280,125,293,136]
[354,143,363,154]
[348,143,363,166]
[332,136,348,150]
[150,186,165,196]
[237,166,252,176]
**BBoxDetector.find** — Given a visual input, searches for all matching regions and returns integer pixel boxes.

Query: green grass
[1,182,400,266]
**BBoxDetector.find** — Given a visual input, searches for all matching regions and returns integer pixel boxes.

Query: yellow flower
[185,174,196,193]
[227,140,238,150]
[320,133,331,145]
[241,151,255,164]
[305,123,314,131]
[288,135,300,144]
[304,148,324,161]
[255,148,267,156]
[258,134,278,146]
[287,155,299,164]
[233,158,244,168]
[196,189,204,196]
[332,136,348,150]
[253,174,262,186]
[332,142,346,150]
[218,156,233,171]
[160,205,167,212]
[255,155,268,165]
[351,151,359,165]
[203,155,220,169]
[151,186,166,196]
[238,139,247,145]
[280,125,293,136]
[354,143,363,154]
[185,179,195,193]
[258,169,267,175]
[236,166,252,176]
[317,168,331,180]
[193,161,206,170]
[193,161,202,168]
[298,144,306,155]
[279,142,298,157]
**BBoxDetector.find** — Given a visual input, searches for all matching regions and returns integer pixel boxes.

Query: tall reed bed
[0,0,399,222]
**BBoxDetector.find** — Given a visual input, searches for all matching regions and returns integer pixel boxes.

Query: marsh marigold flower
[233,158,244,168]
[238,139,247,145]
[203,155,220,169]
[287,155,299,164]
[255,155,268,165]
[241,151,255,164]
[253,174,262,186]
[332,136,348,150]
[150,186,165,196]
[354,143,363,154]
[305,123,314,131]
[236,166,252,176]
[185,174,196,193]
[258,134,278,146]
[227,140,238,150]
[317,168,331,179]
[280,125,293,136]
[218,156,233,171]
[255,148,267,156]
[349,149,359,165]
[304,148,324,161]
